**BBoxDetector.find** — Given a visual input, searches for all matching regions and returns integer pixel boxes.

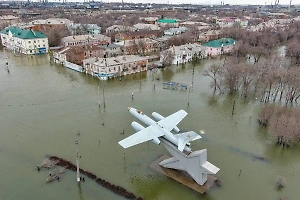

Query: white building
[83,55,148,77]
[133,23,160,31]
[29,18,74,26]
[52,47,69,64]
[164,27,188,36]
[216,17,248,28]
[160,43,207,65]
[105,25,136,34]
[0,26,49,55]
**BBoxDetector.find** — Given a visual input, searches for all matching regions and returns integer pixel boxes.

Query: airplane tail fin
[176,131,202,152]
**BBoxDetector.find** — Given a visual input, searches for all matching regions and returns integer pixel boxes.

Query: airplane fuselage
[128,107,191,152]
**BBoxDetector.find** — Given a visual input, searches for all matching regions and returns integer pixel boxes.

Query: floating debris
[163,82,187,90]
[38,158,58,170]
[46,167,67,183]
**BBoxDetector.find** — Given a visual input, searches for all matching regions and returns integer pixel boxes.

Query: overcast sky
[102,0,294,5]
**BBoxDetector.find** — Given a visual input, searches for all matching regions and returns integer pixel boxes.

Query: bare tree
[258,104,275,126]
[160,49,173,67]
[219,60,242,94]
[240,64,257,98]
[203,64,222,93]
[286,38,300,66]
[43,26,70,47]
[259,105,300,147]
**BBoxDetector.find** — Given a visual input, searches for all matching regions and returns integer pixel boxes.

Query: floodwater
[0,50,299,200]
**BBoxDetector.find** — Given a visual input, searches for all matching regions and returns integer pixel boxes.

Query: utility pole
[98,86,101,107]
[102,88,106,108]
[76,140,80,182]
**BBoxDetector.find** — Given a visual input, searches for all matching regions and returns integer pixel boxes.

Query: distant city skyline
[99,0,294,5]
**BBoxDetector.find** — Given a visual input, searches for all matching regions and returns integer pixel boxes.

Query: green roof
[202,38,236,48]
[157,19,177,23]
[0,26,47,39]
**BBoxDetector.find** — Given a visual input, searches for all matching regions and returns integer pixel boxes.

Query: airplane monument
[118,107,220,188]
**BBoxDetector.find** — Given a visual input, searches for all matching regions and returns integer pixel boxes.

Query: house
[216,17,248,28]
[28,18,73,32]
[115,38,159,56]
[61,34,111,47]
[105,25,136,34]
[0,15,21,26]
[133,23,160,31]
[86,24,101,35]
[180,21,212,31]
[114,30,158,43]
[53,47,69,65]
[143,16,160,24]
[67,23,101,35]
[198,30,222,42]
[0,26,49,55]
[83,55,148,77]
[53,45,103,66]
[99,43,123,58]
[154,36,171,50]
[156,18,179,27]
[164,27,188,36]
[265,12,288,19]
[160,43,207,65]
[202,38,236,57]
[250,18,292,32]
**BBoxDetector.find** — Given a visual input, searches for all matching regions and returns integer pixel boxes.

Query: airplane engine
[152,112,164,121]
[131,121,144,132]
[152,137,161,145]
[152,112,181,133]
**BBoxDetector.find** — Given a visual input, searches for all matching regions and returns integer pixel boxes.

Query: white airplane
[118,107,202,152]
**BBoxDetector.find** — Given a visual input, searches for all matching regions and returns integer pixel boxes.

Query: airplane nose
[128,107,131,111]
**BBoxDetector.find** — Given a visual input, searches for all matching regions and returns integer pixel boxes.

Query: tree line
[204,20,300,148]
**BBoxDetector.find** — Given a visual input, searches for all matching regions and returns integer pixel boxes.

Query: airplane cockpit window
[137,110,144,115]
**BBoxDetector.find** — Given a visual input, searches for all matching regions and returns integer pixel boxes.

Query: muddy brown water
[0,50,299,200]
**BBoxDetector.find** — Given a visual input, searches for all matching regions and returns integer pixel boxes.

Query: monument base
[150,155,218,194]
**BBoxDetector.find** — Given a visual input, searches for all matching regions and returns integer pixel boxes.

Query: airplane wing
[118,125,164,148]
[157,110,187,132]
[176,131,202,152]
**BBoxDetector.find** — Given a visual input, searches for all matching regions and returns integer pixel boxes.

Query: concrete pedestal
[150,155,218,194]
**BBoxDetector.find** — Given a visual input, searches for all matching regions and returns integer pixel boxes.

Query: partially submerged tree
[258,105,300,147]
[276,175,286,189]
[203,63,222,93]
[160,49,173,67]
